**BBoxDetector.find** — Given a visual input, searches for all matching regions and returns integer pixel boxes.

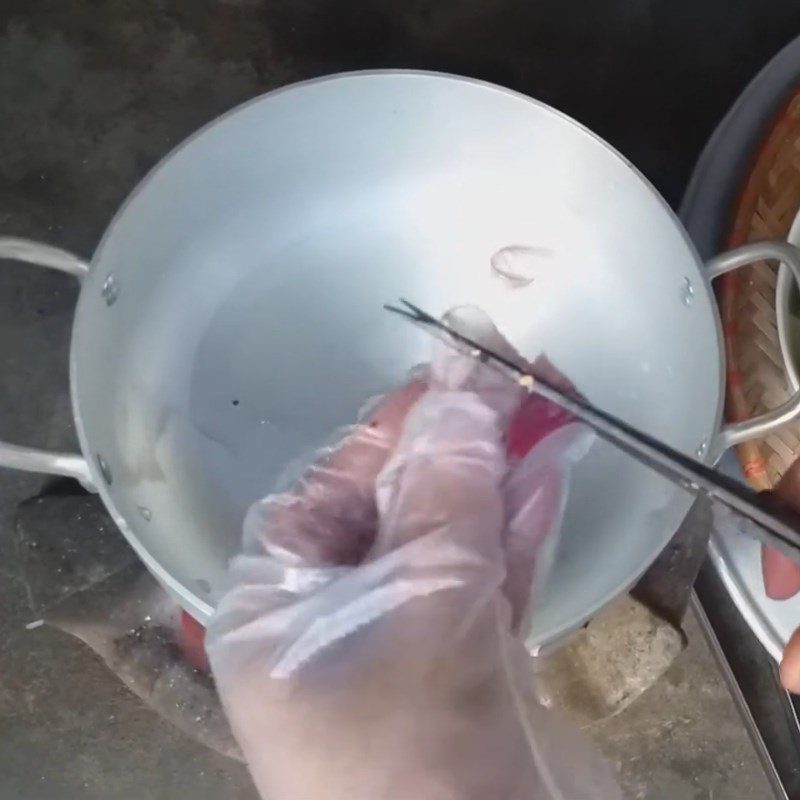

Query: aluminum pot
[4,71,800,648]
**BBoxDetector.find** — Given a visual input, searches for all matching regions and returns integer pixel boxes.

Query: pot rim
[68,70,724,635]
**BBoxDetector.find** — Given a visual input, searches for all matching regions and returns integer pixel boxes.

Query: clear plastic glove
[207,309,622,800]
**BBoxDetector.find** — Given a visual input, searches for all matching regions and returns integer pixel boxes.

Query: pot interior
[72,73,721,644]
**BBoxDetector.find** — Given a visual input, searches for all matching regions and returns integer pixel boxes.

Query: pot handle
[706,240,800,459]
[0,237,95,489]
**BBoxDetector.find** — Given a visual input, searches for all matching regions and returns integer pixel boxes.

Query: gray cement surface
[1,2,797,797]
[593,611,774,800]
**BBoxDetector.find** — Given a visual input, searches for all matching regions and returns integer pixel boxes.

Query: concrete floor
[593,611,774,800]
[2,1,800,797]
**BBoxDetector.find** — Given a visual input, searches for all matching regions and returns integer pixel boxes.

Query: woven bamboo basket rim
[722,85,800,490]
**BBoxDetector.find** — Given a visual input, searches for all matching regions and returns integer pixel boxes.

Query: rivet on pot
[101,274,119,306]
[96,454,112,485]
[137,505,152,522]
[680,277,695,307]
[695,438,708,459]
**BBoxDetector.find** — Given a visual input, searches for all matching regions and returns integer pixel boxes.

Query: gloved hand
[206,309,622,800]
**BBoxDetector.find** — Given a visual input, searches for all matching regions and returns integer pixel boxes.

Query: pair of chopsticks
[385,299,800,564]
